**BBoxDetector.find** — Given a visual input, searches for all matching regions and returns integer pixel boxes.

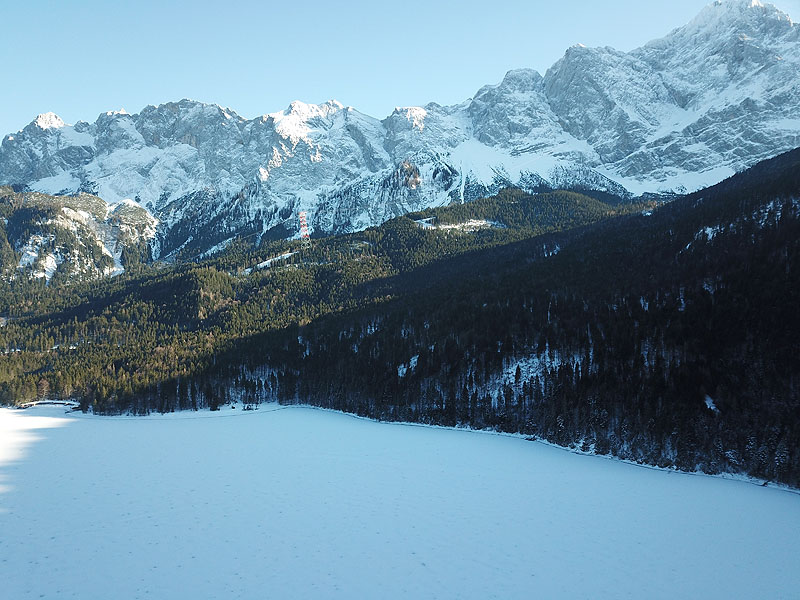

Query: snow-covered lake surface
[1,405,798,599]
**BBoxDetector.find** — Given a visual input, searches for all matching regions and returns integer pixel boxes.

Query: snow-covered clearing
[243,251,297,275]
[1,405,798,599]
[413,218,504,232]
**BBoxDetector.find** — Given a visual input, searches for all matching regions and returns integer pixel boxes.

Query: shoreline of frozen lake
[1,404,798,599]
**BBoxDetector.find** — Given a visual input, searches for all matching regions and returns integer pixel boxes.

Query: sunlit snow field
[1,405,798,599]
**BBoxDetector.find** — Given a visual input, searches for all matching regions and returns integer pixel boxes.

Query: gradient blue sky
[1,0,798,135]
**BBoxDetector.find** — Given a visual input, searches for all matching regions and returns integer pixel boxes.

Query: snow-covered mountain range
[1,0,799,261]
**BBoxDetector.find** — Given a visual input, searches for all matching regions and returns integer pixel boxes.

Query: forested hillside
[2,149,798,485]
[217,149,800,485]
[0,189,632,403]
[0,187,155,282]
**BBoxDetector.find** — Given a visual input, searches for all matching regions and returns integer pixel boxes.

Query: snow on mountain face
[618,0,800,187]
[34,112,66,130]
[0,187,157,282]
[1,0,799,259]
[543,46,677,163]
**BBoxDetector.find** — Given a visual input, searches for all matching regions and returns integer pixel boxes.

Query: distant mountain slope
[1,0,798,259]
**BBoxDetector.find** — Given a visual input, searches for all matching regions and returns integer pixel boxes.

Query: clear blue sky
[1,0,798,135]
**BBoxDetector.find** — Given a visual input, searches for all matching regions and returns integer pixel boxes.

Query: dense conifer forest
[1,149,798,486]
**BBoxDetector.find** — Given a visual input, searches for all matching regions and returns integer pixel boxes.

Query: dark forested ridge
[2,150,799,486]
[0,188,631,410]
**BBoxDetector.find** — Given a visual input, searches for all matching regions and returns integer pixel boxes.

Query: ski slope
[1,405,798,599]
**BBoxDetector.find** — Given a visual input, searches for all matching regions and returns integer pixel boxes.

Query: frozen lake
[1,404,798,599]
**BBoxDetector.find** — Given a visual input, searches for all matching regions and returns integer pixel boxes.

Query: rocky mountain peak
[1,1,799,261]
[705,0,788,20]
[33,112,66,130]
[653,0,794,47]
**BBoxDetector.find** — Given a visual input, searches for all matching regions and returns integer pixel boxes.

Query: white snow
[1,405,798,599]
[544,243,561,257]
[197,237,235,259]
[32,171,81,195]
[397,355,419,377]
[33,112,66,130]
[16,235,64,282]
[243,251,297,274]
[698,224,724,241]
[17,235,49,269]
[267,100,344,145]
[501,347,573,387]
[437,219,504,231]
[58,126,94,147]
[100,242,124,277]
[607,164,737,197]
[37,253,59,281]
[396,106,427,131]
[414,218,504,232]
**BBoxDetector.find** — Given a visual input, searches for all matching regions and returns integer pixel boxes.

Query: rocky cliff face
[1,0,798,259]
[0,186,157,282]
